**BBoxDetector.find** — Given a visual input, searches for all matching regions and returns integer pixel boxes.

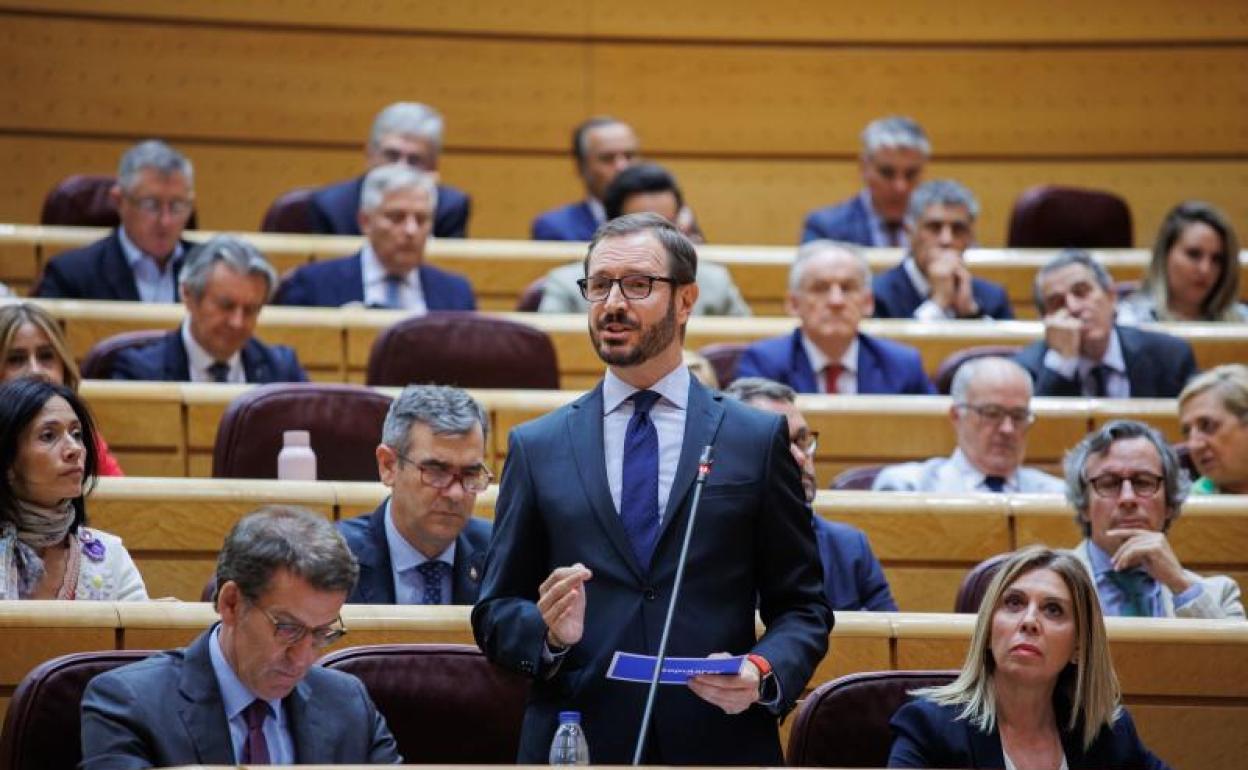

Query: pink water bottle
[277,430,317,481]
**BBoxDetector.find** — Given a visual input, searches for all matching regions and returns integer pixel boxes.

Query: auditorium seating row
[77,382,1188,481]
[3,224,1247,316]
[0,600,1244,769]
[83,477,1248,612]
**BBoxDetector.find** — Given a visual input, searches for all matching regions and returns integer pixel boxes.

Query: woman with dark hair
[1119,201,1247,323]
[0,378,146,600]
[888,546,1169,769]
[0,302,124,475]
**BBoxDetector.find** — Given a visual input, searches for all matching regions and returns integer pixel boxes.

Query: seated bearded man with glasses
[1063,419,1244,619]
[81,506,402,767]
[337,384,492,605]
[874,356,1064,493]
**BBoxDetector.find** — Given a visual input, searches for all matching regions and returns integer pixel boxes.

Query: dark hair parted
[584,212,697,286]
[0,378,98,530]
[602,163,684,221]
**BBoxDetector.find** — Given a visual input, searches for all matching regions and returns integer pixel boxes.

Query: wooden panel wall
[0,2,1244,246]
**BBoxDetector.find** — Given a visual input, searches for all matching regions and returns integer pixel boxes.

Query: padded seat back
[80,330,169,379]
[319,644,528,764]
[830,464,886,490]
[1007,185,1132,248]
[366,312,559,389]
[954,552,1013,613]
[787,670,957,767]
[40,174,199,229]
[212,383,392,480]
[514,276,547,311]
[933,345,1024,395]
[260,187,317,233]
[698,342,749,389]
[0,650,155,770]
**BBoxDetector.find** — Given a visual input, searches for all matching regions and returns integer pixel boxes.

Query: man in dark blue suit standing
[871,179,1014,320]
[724,377,897,611]
[737,240,934,394]
[112,235,307,383]
[473,214,831,765]
[801,116,929,248]
[275,165,476,311]
[306,102,470,238]
[338,384,492,606]
[36,140,196,301]
[531,116,641,241]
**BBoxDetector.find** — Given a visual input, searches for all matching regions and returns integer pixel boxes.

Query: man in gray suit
[81,506,401,768]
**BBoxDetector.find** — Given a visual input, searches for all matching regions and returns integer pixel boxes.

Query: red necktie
[824,364,844,394]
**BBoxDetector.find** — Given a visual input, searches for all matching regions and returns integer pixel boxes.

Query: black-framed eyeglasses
[577,275,677,302]
[125,195,194,218]
[1084,472,1164,499]
[257,607,347,649]
[956,403,1036,427]
[398,454,494,493]
[793,431,819,457]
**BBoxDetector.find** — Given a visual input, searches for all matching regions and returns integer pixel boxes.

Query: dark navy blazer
[814,517,897,611]
[531,201,599,241]
[308,175,470,239]
[35,230,191,301]
[337,500,491,605]
[801,195,875,246]
[1015,325,1198,399]
[889,697,1171,769]
[272,252,476,310]
[110,329,308,383]
[736,330,935,395]
[872,262,1014,320]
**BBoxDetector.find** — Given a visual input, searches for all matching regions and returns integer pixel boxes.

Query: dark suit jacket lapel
[285,676,331,763]
[787,329,819,393]
[353,502,397,604]
[177,629,236,764]
[1115,325,1148,397]
[967,722,1005,768]
[163,329,192,381]
[567,384,645,579]
[656,379,724,548]
[240,339,271,383]
[855,333,884,393]
[451,528,485,603]
[103,231,143,301]
[849,197,875,246]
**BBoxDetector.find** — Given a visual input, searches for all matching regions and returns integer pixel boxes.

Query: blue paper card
[606,651,746,684]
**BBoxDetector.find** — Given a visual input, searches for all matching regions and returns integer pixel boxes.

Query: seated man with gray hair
[873,357,1064,493]
[724,376,897,611]
[338,385,493,605]
[737,239,933,394]
[871,179,1013,320]
[112,234,307,383]
[275,164,475,311]
[81,506,402,767]
[36,140,196,301]
[1064,419,1243,619]
[308,101,471,238]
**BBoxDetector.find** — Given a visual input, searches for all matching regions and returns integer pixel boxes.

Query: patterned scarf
[0,498,75,599]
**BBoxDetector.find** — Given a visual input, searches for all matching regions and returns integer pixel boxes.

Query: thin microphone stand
[631,445,714,766]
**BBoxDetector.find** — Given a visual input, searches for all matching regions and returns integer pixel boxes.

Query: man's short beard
[590,293,678,368]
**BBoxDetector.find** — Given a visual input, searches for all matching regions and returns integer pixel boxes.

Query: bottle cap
[557,711,581,724]
[283,430,310,447]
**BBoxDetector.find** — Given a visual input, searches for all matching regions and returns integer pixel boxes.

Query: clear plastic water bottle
[548,710,589,765]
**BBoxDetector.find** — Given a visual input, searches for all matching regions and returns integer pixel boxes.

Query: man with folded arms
[81,506,402,767]
[338,384,492,605]
[873,357,1064,493]
[1063,419,1243,619]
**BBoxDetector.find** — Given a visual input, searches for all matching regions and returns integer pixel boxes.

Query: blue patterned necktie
[207,361,230,383]
[384,275,405,309]
[1107,570,1151,617]
[984,475,1006,493]
[621,390,661,568]
[417,560,450,605]
[241,699,271,764]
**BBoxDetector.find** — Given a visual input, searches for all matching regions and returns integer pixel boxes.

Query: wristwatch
[746,653,774,695]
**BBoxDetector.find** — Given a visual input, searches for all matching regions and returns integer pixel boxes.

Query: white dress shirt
[208,625,294,763]
[603,363,690,521]
[118,227,184,303]
[872,448,1066,494]
[1041,329,1130,398]
[800,333,859,394]
[360,243,428,313]
[181,320,244,383]
[383,498,455,604]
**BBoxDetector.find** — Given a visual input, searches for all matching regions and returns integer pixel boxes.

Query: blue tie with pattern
[384,275,405,309]
[621,390,661,568]
[417,560,450,605]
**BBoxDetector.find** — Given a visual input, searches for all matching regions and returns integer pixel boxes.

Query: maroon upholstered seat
[0,650,155,770]
[1007,185,1132,248]
[319,644,529,764]
[79,329,169,379]
[40,174,199,229]
[514,276,547,311]
[260,187,317,233]
[212,383,392,480]
[933,345,1024,395]
[829,464,886,491]
[698,342,749,389]
[954,552,1013,613]
[787,670,957,767]
[365,312,559,389]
